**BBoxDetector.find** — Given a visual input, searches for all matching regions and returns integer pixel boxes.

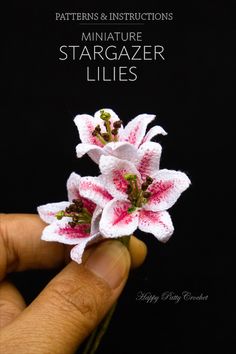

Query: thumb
[1,240,130,354]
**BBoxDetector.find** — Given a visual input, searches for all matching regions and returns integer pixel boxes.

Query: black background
[1,1,235,353]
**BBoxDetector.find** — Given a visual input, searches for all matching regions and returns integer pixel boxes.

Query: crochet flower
[37,172,102,264]
[79,142,190,242]
[74,108,167,164]
[37,106,191,354]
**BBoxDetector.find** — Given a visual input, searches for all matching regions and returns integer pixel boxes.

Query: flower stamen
[91,110,123,144]
[92,127,107,145]
[124,174,153,212]
[55,198,92,229]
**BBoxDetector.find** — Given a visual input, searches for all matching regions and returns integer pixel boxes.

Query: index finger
[0,214,68,280]
[0,214,147,281]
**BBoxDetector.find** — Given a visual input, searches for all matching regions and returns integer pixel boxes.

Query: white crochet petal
[76,143,104,164]
[37,201,70,224]
[67,172,81,202]
[103,142,138,163]
[90,206,102,235]
[70,233,102,264]
[142,125,167,144]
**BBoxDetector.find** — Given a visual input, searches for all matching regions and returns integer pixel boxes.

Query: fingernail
[85,240,130,289]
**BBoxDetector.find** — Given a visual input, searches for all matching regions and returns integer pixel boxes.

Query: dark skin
[0,214,147,354]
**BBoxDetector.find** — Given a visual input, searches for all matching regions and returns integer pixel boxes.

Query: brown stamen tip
[68,221,76,228]
[92,130,97,137]
[143,191,151,198]
[101,133,110,141]
[73,199,83,208]
[126,185,132,194]
[95,125,101,133]
[72,215,79,222]
[113,120,123,129]
[128,195,134,202]
[73,204,79,212]
[146,176,153,185]
[141,182,149,191]
[111,129,118,136]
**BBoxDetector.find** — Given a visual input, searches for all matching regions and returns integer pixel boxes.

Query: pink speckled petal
[76,143,104,164]
[74,114,103,147]
[67,172,81,202]
[103,142,138,163]
[99,155,141,199]
[41,218,91,245]
[37,201,70,224]
[138,210,174,242]
[70,233,102,264]
[121,114,155,147]
[137,142,162,180]
[142,125,167,144]
[67,172,96,214]
[70,203,103,265]
[145,169,191,212]
[90,206,102,235]
[99,199,139,238]
[79,176,113,208]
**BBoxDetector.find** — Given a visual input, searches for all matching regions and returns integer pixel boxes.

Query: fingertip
[129,236,147,268]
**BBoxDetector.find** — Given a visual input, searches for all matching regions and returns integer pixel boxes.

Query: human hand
[0,214,147,354]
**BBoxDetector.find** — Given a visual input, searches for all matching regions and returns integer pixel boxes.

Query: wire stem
[82,302,117,354]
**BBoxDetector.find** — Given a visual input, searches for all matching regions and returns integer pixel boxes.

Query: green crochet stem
[82,301,117,354]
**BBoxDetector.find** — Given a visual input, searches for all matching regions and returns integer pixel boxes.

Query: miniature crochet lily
[74,108,167,163]
[37,108,190,354]
[79,143,190,242]
[37,172,102,264]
